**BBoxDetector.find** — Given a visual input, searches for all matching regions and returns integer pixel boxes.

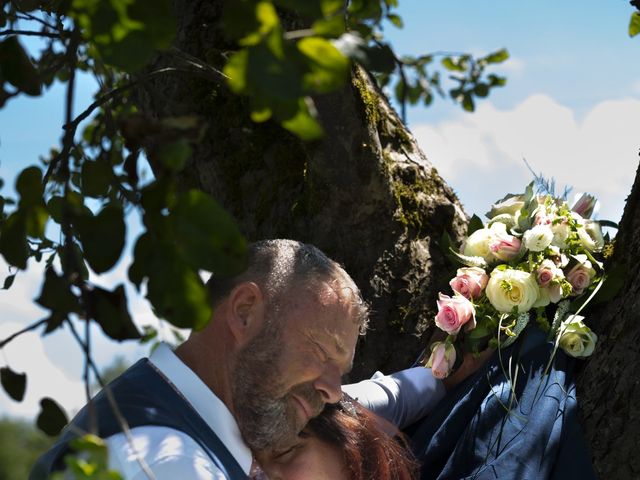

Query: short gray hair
[206,239,369,333]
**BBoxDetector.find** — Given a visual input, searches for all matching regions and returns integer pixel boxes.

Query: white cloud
[413,94,640,223]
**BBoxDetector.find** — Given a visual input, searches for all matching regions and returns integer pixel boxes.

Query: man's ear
[227,282,265,345]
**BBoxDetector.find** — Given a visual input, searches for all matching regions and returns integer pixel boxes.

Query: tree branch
[0,319,48,349]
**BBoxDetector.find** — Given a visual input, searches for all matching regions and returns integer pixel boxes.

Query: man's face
[231,281,360,452]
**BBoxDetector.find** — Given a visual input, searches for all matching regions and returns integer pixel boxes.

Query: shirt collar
[148,343,253,475]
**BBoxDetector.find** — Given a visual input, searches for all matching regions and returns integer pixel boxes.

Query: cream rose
[485,268,540,313]
[462,227,495,263]
[558,315,597,358]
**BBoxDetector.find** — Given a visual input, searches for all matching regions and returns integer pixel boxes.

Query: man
[31,239,369,479]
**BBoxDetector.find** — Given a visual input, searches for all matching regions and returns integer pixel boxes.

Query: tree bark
[135,0,467,379]
[577,161,640,480]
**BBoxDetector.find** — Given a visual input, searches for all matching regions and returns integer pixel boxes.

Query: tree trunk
[577,162,640,480]
[134,0,467,379]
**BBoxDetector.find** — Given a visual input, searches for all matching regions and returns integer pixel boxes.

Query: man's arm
[342,367,446,429]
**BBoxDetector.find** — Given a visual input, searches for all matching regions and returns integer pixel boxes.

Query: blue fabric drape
[406,327,596,480]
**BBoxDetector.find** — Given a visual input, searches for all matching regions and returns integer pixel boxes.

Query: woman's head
[257,397,418,480]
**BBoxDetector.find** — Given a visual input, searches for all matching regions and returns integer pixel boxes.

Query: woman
[256,396,419,480]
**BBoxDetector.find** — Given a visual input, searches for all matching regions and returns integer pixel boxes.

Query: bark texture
[577,162,640,480]
[135,0,468,378]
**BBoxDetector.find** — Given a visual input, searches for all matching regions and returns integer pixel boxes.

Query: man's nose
[313,363,343,404]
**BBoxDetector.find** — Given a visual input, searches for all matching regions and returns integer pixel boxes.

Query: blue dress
[406,326,597,479]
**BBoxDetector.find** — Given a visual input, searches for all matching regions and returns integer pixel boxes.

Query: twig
[0,318,48,349]
[0,29,62,39]
[15,12,60,31]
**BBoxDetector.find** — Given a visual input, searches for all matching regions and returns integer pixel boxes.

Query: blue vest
[30,359,248,479]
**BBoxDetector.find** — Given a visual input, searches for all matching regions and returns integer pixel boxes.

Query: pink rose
[489,232,522,261]
[435,293,476,335]
[566,256,595,295]
[426,341,457,379]
[449,267,489,300]
[536,259,559,287]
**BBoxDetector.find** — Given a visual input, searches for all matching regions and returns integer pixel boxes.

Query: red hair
[305,398,419,480]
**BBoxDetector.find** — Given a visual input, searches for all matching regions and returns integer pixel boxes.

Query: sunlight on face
[258,433,349,480]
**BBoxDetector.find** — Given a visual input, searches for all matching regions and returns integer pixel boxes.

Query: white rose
[533,286,551,308]
[523,224,554,252]
[551,222,570,248]
[485,268,540,313]
[462,228,493,262]
[577,221,604,252]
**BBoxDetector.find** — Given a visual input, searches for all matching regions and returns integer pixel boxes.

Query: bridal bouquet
[426,183,606,379]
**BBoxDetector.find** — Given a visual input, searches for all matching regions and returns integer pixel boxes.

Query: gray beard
[231,323,300,451]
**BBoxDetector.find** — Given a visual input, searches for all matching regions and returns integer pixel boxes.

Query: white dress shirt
[106,344,252,479]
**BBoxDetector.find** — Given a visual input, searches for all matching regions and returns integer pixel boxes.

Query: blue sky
[1,1,639,417]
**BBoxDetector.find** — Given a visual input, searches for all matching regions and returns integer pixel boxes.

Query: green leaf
[473,82,489,98]
[128,0,176,49]
[224,49,249,94]
[387,13,403,28]
[297,37,349,93]
[170,190,247,275]
[629,12,640,37]
[281,98,324,140]
[35,268,80,316]
[75,204,126,274]
[0,367,26,402]
[312,16,345,37]
[0,36,42,96]
[157,139,192,172]
[467,214,484,235]
[461,92,475,112]
[273,0,323,18]
[487,74,507,87]
[3,273,15,290]
[36,397,68,436]
[441,57,465,72]
[97,29,156,73]
[23,205,48,238]
[88,285,141,341]
[0,213,29,269]
[225,1,280,46]
[81,160,112,197]
[47,196,65,224]
[16,166,44,207]
[128,232,153,289]
[145,245,213,330]
[483,48,509,64]
[246,40,304,100]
